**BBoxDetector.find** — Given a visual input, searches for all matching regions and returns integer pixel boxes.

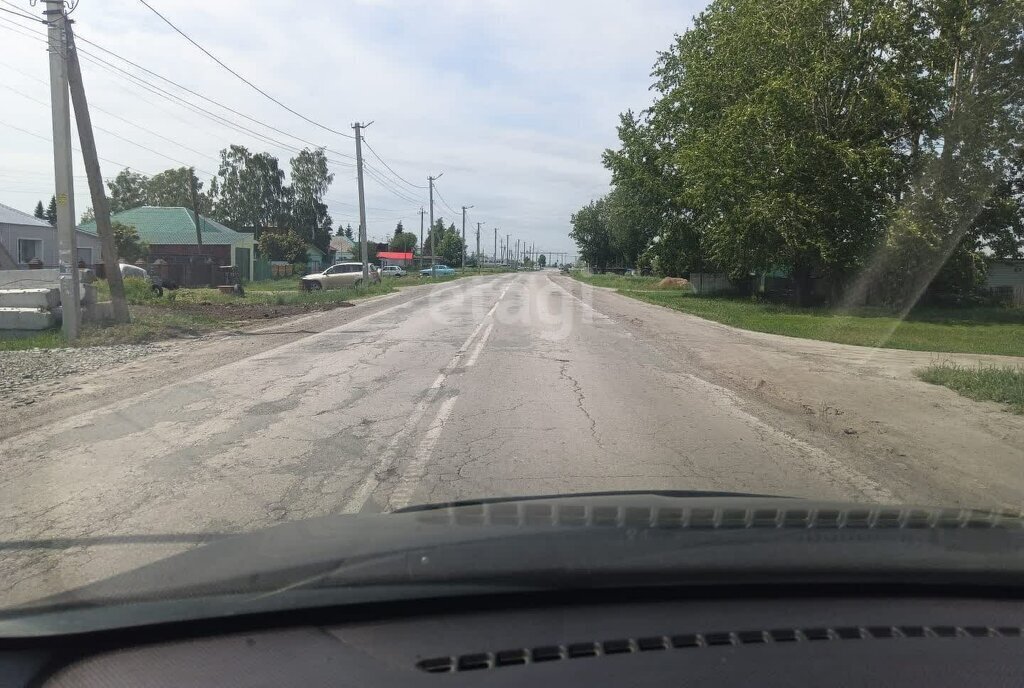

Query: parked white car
[380,265,407,278]
[300,262,381,290]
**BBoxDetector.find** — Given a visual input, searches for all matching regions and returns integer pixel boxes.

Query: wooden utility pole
[65,19,129,324]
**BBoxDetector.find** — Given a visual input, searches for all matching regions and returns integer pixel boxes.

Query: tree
[394,221,405,239]
[257,230,307,264]
[112,222,148,263]
[438,231,465,266]
[289,148,334,250]
[45,196,57,225]
[344,224,354,239]
[538,254,546,267]
[80,207,95,224]
[570,198,617,271]
[33,201,45,219]
[210,145,289,232]
[146,167,211,211]
[107,169,149,214]
[390,231,418,252]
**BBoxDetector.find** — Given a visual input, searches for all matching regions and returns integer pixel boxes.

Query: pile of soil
[658,277,689,288]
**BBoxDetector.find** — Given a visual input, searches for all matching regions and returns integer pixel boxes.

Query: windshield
[0,0,1022,615]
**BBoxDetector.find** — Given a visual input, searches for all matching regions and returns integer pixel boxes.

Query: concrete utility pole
[428,173,442,276]
[44,0,80,339]
[506,233,510,267]
[352,121,373,282]
[418,206,425,270]
[461,205,472,270]
[64,19,128,324]
[476,222,482,266]
[493,227,497,263]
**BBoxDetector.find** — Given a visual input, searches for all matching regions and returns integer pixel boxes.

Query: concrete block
[0,307,58,330]
[0,288,60,309]
[83,300,114,323]
[80,283,97,306]
[0,268,96,289]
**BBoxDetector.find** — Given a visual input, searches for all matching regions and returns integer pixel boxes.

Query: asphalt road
[2,270,1023,607]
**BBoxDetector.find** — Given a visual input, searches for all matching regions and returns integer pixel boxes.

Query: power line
[72,35,333,152]
[362,163,423,205]
[1,118,147,172]
[432,182,461,217]
[0,81,218,175]
[361,136,427,189]
[136,0,354,140]
[0,1,39,22]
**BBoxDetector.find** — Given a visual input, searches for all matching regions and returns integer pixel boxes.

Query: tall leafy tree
[147,167,211,211]
[210,145,290,233]
[107,169,150,214]
[289,148,334,250]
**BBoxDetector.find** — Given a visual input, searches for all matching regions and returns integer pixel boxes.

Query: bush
[258,231,307,264]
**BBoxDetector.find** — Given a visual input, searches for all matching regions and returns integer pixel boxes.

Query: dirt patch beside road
[135,299,355,323]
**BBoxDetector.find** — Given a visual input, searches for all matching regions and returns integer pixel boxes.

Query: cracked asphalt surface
[2,270,1023,607]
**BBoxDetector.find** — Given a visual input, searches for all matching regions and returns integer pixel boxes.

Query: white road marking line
[387,395,460,510]
[340,276,516,514]
[464,322,494,368]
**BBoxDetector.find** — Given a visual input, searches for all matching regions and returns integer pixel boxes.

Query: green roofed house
[78,206,255,285]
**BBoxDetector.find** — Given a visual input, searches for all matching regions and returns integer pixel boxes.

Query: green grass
[571,272,670,291]
[0,329,68,351]
[916,362,1024,414]
[569,272,1024,357]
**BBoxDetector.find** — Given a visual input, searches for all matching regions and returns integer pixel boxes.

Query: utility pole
[476,222,482,268]
[64,19,128,324]
[428,173,442,276]
[506,233,510,268]
[45,0,80,339]
[493,227,497,263]
[418,206,425,271]
[352,121,373,282]
[461,205,472,271]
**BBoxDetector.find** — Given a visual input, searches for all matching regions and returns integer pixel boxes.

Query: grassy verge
[569,271,1024,357]
[916,363,1024,414]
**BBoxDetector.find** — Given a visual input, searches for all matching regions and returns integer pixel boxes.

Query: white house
[0,202,102,268]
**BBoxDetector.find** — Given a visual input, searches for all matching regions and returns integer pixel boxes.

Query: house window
[18,238,42,264]
[77,247,93,265]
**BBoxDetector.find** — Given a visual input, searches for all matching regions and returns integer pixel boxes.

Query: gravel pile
[1,344,162,403]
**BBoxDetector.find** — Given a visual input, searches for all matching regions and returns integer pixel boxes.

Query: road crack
[559,359,603,448]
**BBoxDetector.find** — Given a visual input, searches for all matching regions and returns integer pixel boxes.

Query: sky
[0,0,703,259]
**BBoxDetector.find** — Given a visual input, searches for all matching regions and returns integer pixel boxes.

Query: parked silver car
[300,263,380,290]
[380,265,407,278]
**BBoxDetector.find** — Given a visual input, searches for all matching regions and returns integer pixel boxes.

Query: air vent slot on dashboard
[416,625,1023,673]
[413,502,1022,532]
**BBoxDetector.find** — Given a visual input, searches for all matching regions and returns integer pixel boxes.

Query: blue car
[420,264,456,276]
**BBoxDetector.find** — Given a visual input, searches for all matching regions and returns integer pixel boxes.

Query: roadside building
[0,202,102,269]
[78,206,255,285]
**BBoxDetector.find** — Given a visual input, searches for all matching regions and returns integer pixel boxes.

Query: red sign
[377,251,414,260]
